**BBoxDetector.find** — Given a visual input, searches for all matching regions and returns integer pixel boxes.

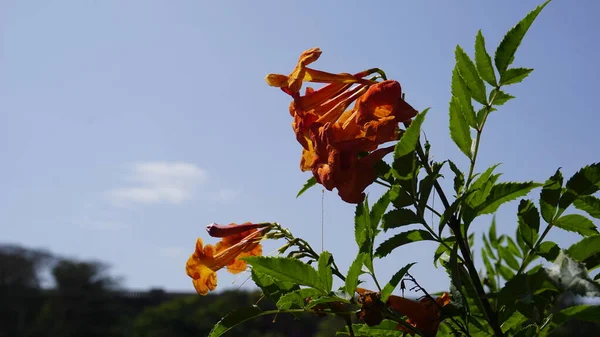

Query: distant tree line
[0,243,597,337]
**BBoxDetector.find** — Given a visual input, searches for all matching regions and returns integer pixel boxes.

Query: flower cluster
[266,48,418,203]
[185,222,268,295]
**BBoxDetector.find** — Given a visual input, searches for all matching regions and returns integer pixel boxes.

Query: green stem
[517,221,554,274]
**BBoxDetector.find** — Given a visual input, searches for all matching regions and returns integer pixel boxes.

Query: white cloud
[109,161,207,206]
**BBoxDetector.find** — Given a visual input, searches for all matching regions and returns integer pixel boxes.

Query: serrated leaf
[375,230,435,257]
[243,256,325,292]
[434,238,456,266]
[389,184,412,208]
[251,269,298,303]
[370,190,391,231]
[517,199,540,249]
[418,161,444,215]
[381,262,416,302]
[545,251,600,297]
[345,253,365,295]
[481,248,497,291]
[467,164,501,206]
[449,96,473,158]
[382,208,422,230]
[494,0,550,75]
[448,160,465,194]
[355,201,369,249]
[537,241,560,262]
[297,176,317,198]
[498,246,520,271]
[475,30,497,86]
[209,305,263,337]
[566,163,600,196]
[318,251,333,292]
[276,288,322,310]
[574,195,600,219]
[500,68,534,85]
[479,182,542,215]
[490,88,515,106]
[483,235,496,260]
[355,320,405,337]
[456,45,487,104]
[499,264,515,280]
[540,169,563,223]
[394,109,428,158]
[506,236,523,258]
[489,215,498,248]
[451,67,477,128]
[553,304,600,324]
[567,234,600,262]
[554,214,598,237]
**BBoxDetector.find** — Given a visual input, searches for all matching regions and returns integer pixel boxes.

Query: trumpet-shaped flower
[185,223,266,295]
[266,48,418,203]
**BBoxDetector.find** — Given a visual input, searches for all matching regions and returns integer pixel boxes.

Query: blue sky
[1,1,598,296]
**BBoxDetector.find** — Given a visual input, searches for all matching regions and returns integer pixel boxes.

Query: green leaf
[483,235,496,260]
[451,67,477,128]
[574,195,600,219]
[475,30,497,86]
[494,0,550,75]
[499,264,515,280]
[540,169,563,223]
[448,160,465,194]
[506,236,523,258]
[490,88,514,106]
[243,256,325,292]
[318,251,333,292]
[354,320,405,337]
[276,288,322,310]
[567,234,600,262]
[467,164,501,207]
[500,68,534,85]
[565,163,600,196]
[481,248,497,291]
[554,214,598,237]
[537,241,560,262]
[209,305,263,337]
[296,176,317,198]
[418,161,444,215]
[251,269,298,303]
[544,251,600,297]
[517,199,540,249]
[375,230,436,257]
[479,182,542,215]
[553,305,600,324]
[489,215,499,248]
[394,109,428,158]
[389,185,413,208]
[498,245,520,271]
[355,201,369,249]
[449,96,473,158]
[434,237,455,266]
[381,262,416,302]
[455,45,487,105]
[345,253,365,295]
[370,190,391,231]
[381,208,422,230]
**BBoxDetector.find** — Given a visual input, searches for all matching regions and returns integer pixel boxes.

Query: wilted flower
[266,48,418,203]
[356,288,450,337]
[387,292,451,337]
[185,223,267,295]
